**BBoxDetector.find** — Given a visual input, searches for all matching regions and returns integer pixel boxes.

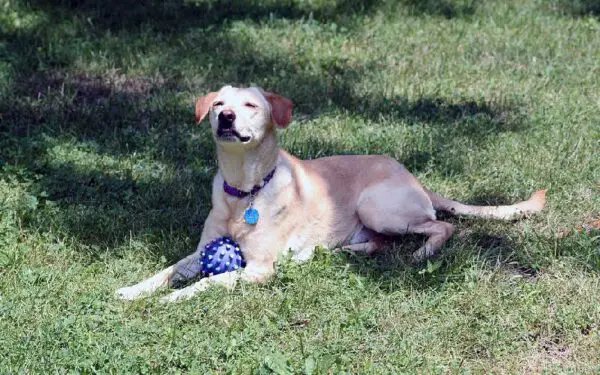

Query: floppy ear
[195,92,218,124]
[263,91,293,128]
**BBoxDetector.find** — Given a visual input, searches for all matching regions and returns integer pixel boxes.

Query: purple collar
[223,168,277,198]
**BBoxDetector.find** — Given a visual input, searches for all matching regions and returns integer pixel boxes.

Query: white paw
[159,279,211,303]
[159,289,193,303]
[115,286,145,301]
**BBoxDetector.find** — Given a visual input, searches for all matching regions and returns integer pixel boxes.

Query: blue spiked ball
[200,236,246,276]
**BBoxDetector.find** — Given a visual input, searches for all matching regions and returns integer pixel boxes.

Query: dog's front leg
[116,209,227,300]
[159,261,274,303]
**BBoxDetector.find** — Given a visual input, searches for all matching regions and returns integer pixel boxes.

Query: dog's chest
[223,183,291,242]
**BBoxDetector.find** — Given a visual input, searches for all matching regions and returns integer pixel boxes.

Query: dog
[116,86,546,302]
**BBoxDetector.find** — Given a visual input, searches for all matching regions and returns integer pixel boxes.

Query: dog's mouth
[216,129,251,143]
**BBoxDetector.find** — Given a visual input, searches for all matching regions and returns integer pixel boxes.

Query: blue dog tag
[244,208,259,225]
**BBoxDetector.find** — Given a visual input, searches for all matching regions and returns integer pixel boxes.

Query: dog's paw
[115,286,145,301]
[159,279,212,303]
[159,292,184,304]
[159,289,194,304]
[411,246,434,264]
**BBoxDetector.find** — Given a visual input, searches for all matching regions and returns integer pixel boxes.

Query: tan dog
[116,86,546,302]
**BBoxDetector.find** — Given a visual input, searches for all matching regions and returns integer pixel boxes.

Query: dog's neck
[216,132,279,192]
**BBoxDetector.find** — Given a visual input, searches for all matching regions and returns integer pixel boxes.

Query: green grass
[1,0,599,373]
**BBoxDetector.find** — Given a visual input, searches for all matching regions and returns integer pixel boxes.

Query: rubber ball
[200,236,246,276]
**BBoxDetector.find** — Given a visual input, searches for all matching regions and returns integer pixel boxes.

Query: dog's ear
[263,91,293,128]
[195,92,218,124]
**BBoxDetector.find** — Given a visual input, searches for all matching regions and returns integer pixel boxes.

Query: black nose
[218,110,236,129]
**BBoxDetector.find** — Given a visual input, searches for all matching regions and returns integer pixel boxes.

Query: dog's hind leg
[342,241,383,255]
[341,226,387,255]
[356,178,453,261]
[405,220,454,262]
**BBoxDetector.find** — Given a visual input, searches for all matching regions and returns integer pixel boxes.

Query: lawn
[1,0,599,373]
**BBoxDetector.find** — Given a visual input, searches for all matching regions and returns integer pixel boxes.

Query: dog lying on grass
[117,86,546,302]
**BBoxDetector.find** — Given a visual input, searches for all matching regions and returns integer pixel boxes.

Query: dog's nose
[218,110,236,129]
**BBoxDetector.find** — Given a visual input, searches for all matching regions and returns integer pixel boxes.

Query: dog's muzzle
[216,110,251,142]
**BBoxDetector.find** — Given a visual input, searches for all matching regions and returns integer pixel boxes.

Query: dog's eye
[245,102,258,108]
[213,101,224,107]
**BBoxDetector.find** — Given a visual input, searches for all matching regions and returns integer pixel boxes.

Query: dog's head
[195,86,292,148]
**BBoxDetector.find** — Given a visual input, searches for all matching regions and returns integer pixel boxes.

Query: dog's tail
[426,189,547,220]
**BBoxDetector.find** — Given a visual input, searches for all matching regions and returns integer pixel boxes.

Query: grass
[1,0,599,372]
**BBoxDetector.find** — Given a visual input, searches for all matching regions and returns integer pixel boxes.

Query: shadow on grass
[36,163,214,262]
[285,93,526,177]
[333,228,540,293]
[29,0,384,33]
[552,0,600,17]
[401,0,479,18]
[3,71,213,165]
[336,214,599,293]
[26,0,479,35]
